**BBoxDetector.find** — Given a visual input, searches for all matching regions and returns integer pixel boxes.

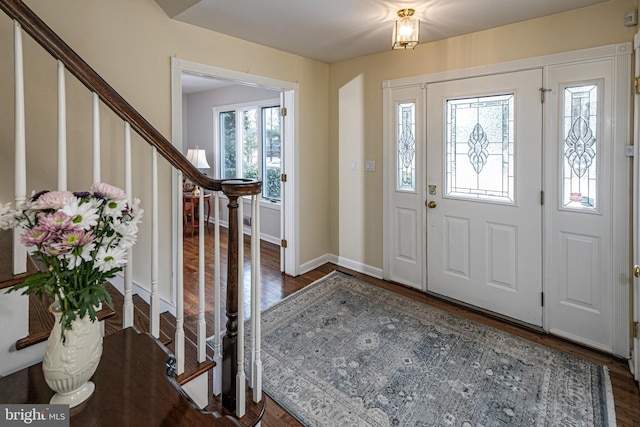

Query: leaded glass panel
[446,94,515,203]
[562,84,598,210]
[397,102,416,191]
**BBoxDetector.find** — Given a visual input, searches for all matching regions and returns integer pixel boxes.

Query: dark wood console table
[183,193,211,236]
[0,328,239,427]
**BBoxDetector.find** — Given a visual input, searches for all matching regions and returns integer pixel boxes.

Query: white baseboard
[209,219,280,246]
[109,274,176,317]
[335,256,383,279]
[298,253,383,279]
[298,253,334,275]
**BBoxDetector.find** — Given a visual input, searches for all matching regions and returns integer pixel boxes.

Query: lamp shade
[186,147,210,169]
[392,9,420,50]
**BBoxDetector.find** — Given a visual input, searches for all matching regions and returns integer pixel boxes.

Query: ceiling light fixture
[392,8,420,50]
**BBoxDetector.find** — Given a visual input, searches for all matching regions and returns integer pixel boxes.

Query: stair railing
[1,0,262,417]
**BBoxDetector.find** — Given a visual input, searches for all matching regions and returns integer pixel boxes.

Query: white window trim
[213,98,281,203]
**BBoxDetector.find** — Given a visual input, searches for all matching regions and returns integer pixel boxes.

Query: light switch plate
[365,160,376,172]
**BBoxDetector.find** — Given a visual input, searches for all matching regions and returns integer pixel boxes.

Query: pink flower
[21,226,52,246]
[60,229,95,248]
[30,191,76,210]
[38,211,76,233]
[90,183,127,201]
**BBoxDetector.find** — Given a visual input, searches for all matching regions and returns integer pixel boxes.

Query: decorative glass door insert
[445,94,515,203]
[561,83,599,211]
[397,102,416,191]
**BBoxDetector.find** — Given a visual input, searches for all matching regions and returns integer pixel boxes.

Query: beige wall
[0,0,330,301]
[1,0,638,296]
[328,0,637,271]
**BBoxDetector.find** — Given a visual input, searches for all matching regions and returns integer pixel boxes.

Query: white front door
[426,69,543,326]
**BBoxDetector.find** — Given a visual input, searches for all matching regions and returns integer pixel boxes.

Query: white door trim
[170,58,300,292]
[632,30,640,380]
[382,42,632,357]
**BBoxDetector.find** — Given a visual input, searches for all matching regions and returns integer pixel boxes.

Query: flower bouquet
[0,182,143,338]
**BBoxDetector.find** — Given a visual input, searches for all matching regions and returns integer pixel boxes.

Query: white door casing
[383,43,631,356]
[170,58,300,283]
[426,69,543,327]
[633,31,640,381]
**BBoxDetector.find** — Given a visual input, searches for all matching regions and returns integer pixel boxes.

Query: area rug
[253,271,616,427]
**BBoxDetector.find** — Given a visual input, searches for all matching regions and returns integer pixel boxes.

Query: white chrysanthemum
[95,246,127,273]
[128,198,144,224]
[114,222,138,249]
[61,198,101,230]
[103,199,127,219]
[65,242,96,270]
[0,202,17,230]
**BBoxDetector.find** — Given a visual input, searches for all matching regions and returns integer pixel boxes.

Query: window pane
[263,106,281,201]
[397,102,416,191]
[242,109,258,180]
[446,94,514,203]
[562,84,598,210]
[220,111,236,179]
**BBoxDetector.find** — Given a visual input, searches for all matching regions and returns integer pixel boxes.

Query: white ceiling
[162,0,610,64]
[181,73,234,94]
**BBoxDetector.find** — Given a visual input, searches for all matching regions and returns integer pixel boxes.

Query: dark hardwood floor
[182,228,640,427]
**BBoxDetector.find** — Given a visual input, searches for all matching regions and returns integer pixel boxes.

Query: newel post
[222,192,240,411]
[220,180,261,413]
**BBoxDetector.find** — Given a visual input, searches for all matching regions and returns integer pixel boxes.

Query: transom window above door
[445,94,515,203]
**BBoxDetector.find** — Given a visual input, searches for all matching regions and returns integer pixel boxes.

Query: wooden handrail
[1,0,262,417]
[0,0,261,195]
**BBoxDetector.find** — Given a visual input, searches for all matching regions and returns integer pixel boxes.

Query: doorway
[383,43,631,357]
[170,58,299,277]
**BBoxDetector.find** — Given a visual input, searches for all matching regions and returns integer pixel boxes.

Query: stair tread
[15,292,116,350]
[160,311,216,385]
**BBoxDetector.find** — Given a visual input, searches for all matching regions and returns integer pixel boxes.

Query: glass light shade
[186,148,210,169]
[392,11,420,50]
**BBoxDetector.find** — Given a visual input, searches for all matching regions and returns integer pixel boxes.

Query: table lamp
[186,146,210,196]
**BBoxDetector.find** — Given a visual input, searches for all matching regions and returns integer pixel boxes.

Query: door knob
[634,265,640,278]
[427,201,437,208]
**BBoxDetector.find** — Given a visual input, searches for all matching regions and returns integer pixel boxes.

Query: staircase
[0,0,265,424]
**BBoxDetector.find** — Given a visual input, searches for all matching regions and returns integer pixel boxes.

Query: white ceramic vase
[43,303,103,408]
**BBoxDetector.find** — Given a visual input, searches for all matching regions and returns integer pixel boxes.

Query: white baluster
[57,61,67,191]
[175,170,185,375]
[251,194,262,403]
[13,20,26,276]
[212,191,222,396]
[123,122,133,328]
[197,188,206,362]
[150,148,159,337]
[92,92,100,184]
[236,200,246,417]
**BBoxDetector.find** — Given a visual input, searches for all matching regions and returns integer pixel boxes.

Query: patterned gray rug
[254,271,616,427]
